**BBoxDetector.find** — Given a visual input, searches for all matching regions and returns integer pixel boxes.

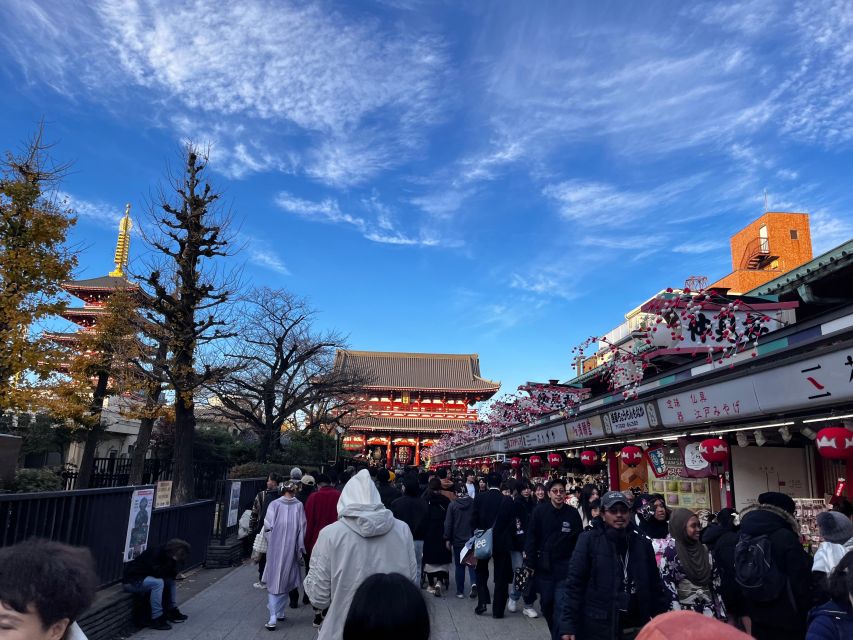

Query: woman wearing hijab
[578,483,600,528]
[262,481,307,630]
[659,507,727,620]
[636,493,672,569]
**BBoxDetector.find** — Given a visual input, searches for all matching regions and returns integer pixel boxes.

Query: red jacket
[304,486,341,553]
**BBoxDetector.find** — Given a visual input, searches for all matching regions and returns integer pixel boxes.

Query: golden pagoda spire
[109,203,132,277]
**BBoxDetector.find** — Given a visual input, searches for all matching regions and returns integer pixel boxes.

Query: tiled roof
[62,275,137,290]
[350,416,470,433]
[334,350,500,393]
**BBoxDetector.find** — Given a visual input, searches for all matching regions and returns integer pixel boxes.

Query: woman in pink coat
[262,481,307,630]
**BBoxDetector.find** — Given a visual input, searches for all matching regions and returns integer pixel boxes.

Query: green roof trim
[748,238,853,296]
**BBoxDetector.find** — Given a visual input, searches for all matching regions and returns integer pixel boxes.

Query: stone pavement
[130,562,549,640]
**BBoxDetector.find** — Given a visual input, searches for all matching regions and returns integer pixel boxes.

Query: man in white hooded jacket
[304,469,418,640]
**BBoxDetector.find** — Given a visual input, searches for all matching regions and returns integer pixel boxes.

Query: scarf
[639,516,670,540]
[669,508,712,587]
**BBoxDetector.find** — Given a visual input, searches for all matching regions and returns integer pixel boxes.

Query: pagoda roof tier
[349,416,469,433]
[43,331,81,343]
[335,350,500,394]
[62,276,138,298]
[62,307,106,317]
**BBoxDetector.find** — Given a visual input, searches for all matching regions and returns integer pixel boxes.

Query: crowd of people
[1,464,853,640]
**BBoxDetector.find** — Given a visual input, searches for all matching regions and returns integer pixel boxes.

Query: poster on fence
[227,481,241,527]
[124,487,155,562]
[155,481,172,509]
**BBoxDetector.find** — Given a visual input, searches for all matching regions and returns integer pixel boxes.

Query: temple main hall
[333,350,500,467]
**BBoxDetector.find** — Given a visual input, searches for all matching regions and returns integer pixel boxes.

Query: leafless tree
[204,288,368,462]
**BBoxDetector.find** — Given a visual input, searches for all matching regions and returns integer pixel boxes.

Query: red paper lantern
[620,445,644,467]
[816,427,853,460]
[510,456,522,469]
[547,452,563,468]
[698,438,729,464]
[580,450,598,467]
[529,454,543,468]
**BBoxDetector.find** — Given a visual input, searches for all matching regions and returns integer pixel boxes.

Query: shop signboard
[645,308,791,352]
[565,414,606,442]
[503,423,569,451]
[602,402,659,435]
[657,378,762,427]
[753,346,853,412]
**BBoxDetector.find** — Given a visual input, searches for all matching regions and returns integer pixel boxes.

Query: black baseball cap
[601,491,631,510]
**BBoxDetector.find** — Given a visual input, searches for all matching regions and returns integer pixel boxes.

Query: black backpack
[734,532,786,601]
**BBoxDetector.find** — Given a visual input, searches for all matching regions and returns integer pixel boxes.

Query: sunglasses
[605,504,630,514]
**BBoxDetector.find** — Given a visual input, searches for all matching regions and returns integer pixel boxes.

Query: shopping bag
[473,528,493,560]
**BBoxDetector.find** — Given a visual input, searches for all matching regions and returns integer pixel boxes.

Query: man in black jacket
[376,468,401,508]
[122,539,191,630]
[524,477,583,632]
[472,471,513,618]
[736,491,813,640]
[391,477,429,585]
[557,491,668,640]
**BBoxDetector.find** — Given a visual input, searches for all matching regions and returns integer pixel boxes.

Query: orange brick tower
[710,212,812,294]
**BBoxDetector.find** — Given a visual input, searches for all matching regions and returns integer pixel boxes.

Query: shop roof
[749,238,853,297]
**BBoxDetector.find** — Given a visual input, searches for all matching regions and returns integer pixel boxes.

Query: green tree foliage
[0,126,77,410]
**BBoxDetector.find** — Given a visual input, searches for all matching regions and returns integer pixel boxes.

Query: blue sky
[3,0,853,396]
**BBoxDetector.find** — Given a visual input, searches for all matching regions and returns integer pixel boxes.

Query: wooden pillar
[608,447,619,491]
[414,437,421,466]
[386,441,393,467]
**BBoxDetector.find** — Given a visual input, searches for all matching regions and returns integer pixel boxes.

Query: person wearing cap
[290,467,303,482]
[297,475,316,505]
[524,477,582,629]
[376,468,401,509]
[557,490,669,640]
[811,510,853,604]
[736,491,813,640]
[262,481,307,629]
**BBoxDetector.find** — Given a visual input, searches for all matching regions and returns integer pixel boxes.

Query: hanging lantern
[620,445,644,467]
[816,427,853,460]
[580,450,598,467]
[510,456,522,469]
[547,452,563,468]
[699,438,730,464]
[529,454,543,469]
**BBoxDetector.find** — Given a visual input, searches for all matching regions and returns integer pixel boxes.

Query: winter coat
[296,485,314,505]
[658,536,727,620]
[262,496,306,595]
[444,493,475,548]
[122,545,181,583]
[390,494,429,541]
[422,492,452,565]
[439,477,457,503]
[558,521,670,640]
[303,471,418,640]
[806,600,853,640]
[508,494,532,552]
[737,503,813,636]
[250,488,279,535]
[472,488,512,553]
[376,482,401,509]
[304,486,341,554]
[701,523,743,617]
[524,501,583,577]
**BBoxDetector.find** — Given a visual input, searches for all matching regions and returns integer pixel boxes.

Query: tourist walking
[806,550,853,640]
[812,510,853,603]
[376,468,401,508]
[261,481,307,630]
[735,492,813,640]
[701,508,745,629]
[250,472,283,589]
[304,473,342,627]
[472,471,513,618]
[304,469,418,640]
[579,483,600,528]
[297,474,315,505]
[0,539,98,640]
[556,490,669,640]
[423,476,452,596]
[122,539,191,630]
[465,472,477,498]
[444,483,478,598]
[659,508,726,620]
[508,479,538,616]
[391,477,430,584]
[525,477,582,631]
[635,494,671,569]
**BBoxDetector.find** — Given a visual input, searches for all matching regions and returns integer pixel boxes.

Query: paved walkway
[130,562,549,640]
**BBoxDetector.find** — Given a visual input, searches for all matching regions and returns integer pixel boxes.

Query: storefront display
[794,497,828,553]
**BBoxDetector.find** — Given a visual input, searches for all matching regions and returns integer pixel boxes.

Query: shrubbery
[228,462,291,480]
[10,468,62,493]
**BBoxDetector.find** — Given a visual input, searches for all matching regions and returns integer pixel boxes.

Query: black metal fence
[0,486,215,587]
[61,458,229,499]
[212,478,268,545]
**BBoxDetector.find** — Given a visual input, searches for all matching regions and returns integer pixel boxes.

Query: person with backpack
[659,508,727,620]
[806,549,853,640]
[702,508,746,630]
[734,492,813,640]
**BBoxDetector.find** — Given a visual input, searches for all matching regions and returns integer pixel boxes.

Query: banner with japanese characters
[602,402,659,435]
[564,414,606,442]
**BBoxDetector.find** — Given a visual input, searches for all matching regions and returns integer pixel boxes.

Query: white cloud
[809,210,853,254]
[243,242,290,276]
[671,240,727,254]
[56,191,124,227]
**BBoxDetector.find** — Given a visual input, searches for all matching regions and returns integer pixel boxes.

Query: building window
[790,229,799,240]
